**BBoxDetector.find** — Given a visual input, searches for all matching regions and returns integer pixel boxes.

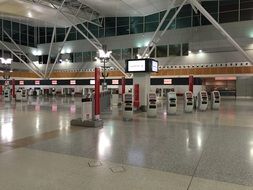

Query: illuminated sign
[112,80,119,85]
[164,79,172,85]
[70,80,76,85]
[52,80,57,85]
[35,80,40,85]
[128,60,146,72]
[19,81,24,85]
[90,80,95,85]
[152,60,158,72]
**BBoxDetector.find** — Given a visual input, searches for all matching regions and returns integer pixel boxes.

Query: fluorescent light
[61,49,66,54]
[0,58,12,64]
[98,50,111,59]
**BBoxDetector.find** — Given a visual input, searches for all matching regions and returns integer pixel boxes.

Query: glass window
[3,20,11,42]
[192,15,201,27]
[12,22,19,32]
[219,11,238,23]
[46,27,54,43]
[117,17,129,26]
[156,45,167,57]
[133,47,140,58]
[145,22,159,32]
[201,13,218,25]
[91,51,97,61]
[56,27,65,42]
[74,52,82,63]
[99,28,105,38]
[145,13,159,23]
[149,47,155,58]
[169,44,181,56]
[88,23,99,38]
[240,0,253,9]
[105,27,115,37]
[12,30,20,44]
[105,17,116,28]
[21,33,27,46]
[39,27,45,44]
[117,26,129,35]
[67,27,76,41]
[122,48,132,59]
[28,26,34,36]
[178,4,192,18]
[202,1,218,13]
[130,17,143,34]
[112,49,121,60]
[240,9,253,21]
[83,51,91,62]
[0,19,2,41]
[176,17,191,28]
[77,24,87,40]
[220,0,239,12]
[182,43,189,56]
[29,35,34,47]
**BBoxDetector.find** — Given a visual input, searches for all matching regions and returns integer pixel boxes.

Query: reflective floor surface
[0,96,253,190]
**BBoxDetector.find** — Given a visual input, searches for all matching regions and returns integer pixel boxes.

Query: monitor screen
[152,60,158,72]
[128,60,146,72]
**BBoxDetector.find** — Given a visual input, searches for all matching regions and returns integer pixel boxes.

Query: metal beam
[52,4,128,76]
[146,0,188,57]
[44,26,56,77]
[2,29,45,77]
[0,40,44,78]
[190,0,253,63]
[47,26,72,78]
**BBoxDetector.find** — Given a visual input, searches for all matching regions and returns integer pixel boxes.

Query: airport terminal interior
[0,0,253,189]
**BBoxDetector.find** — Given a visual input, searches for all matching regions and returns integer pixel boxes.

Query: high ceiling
[0,0,185,27]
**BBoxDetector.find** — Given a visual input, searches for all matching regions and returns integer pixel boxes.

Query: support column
[189,75,194,93]
[0,85,2,95]
[95,67,100,120]
[12,79,15,98]
[133,73,150,112]
[121,77,125,101]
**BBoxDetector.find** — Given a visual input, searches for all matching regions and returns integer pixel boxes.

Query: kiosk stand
[198,91,208,111]
[52,88,56,96]
[21,89,28,102]
[16,89,22,101]
[4,88,11,102]
[184,91,194,112]
[211,91,221,110]
[167,92,177,114]
[147,92,157,117]
[123,93,133,120]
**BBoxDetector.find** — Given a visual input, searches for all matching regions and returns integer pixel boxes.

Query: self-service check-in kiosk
[167,92,177,114]
[184,91,194,113]
[211,91,220,110]
[21,89,28,101]
[28,88,33,96]
[71,89,75,96]
[82,94,93,121]
[4,88,11,102]
[16,89,22,101]
[198,91,208,111]
[52,88,56,96]
[123,93,133,120]
[147,92,157,117]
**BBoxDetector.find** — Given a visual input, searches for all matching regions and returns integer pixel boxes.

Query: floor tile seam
[186,127,214,190]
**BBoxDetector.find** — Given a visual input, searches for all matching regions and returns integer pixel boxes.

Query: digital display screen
[35,80,40,85]
[52,80,57,85]
[19,81,24,85]
[128,60,146,72]
[152,60,158,72]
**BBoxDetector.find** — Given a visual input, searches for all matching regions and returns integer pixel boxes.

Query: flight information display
[125,58,159,73]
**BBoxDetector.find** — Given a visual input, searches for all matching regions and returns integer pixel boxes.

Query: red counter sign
[52,80,57,85]
[70,80,76,85]
[19,81,24,85]
[35,80,40,85]
[164,79,172,85]
[112,80,119,85]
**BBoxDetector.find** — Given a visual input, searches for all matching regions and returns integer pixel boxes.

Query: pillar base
[70,118,103,128]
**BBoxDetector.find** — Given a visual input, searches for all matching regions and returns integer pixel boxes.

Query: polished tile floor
[0,96,253,189]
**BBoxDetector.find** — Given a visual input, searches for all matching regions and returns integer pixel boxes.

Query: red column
[0,85,2,95]
[121,77,125,101]
[95,67,100,120]
[12,79,15,98]
[134,84,140,109]
[189,75,194,93]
